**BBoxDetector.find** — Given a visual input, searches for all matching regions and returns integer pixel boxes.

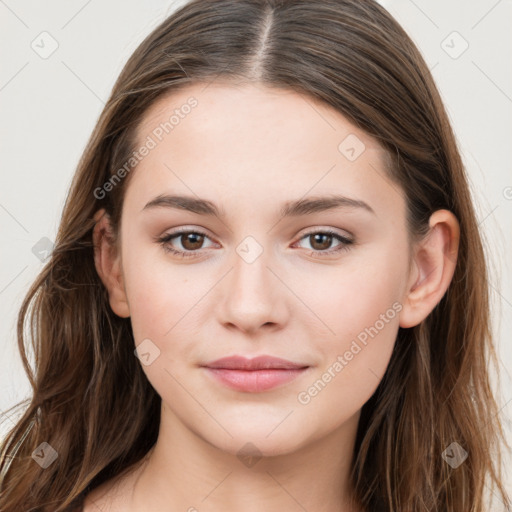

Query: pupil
[183,233,203,250]
[312,233,331,250]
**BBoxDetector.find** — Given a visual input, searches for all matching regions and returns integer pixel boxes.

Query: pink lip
[201,355,310,392]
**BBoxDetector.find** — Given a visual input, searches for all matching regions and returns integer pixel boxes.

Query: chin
[201,423,310,460]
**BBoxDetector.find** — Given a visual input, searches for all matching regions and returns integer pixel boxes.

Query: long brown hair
[1,1,509,510]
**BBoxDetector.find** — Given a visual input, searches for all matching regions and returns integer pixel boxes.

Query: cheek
[303,248,406,403]
[123,252,200,396]
[300,247,407,341]
[341,266,403,337]
[125,270,170,342]
[295,277,402,435]
[122,240,202,341]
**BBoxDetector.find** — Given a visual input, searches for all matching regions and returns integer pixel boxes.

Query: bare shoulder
[83,462,146,512]
[82,478,126,512]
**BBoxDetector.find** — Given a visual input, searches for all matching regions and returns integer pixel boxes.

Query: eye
[293,229,354,256]
[156,227,354,259]
[156,228,216,258]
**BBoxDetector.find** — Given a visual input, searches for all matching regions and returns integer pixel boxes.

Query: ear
[399,209,460,328]
[92,209,130,318]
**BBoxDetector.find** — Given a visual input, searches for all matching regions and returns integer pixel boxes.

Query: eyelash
[156,227,354,259]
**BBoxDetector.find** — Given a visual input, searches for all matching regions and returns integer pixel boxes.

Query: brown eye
[157,229,215,258]
[180,232,205,251]
[295,229,354,256]
[309,233,334,251]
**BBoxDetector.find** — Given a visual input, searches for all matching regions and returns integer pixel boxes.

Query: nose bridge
[230,234,275,303]
[218,232,285,332]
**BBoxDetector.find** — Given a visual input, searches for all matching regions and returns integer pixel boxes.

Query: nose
[216,245,289,335]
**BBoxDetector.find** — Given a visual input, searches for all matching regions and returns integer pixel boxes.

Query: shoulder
[82,460,146,511]
[82,477,126,511]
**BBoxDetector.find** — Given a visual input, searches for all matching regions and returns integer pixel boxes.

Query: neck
[130,402,363,512]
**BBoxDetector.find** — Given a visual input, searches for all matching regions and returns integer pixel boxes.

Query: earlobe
[399,209,459,328]
[92,209,130,318]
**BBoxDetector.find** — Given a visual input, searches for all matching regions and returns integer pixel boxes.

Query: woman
[0,0,509,510]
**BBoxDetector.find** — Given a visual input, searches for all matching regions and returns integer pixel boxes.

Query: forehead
[127,81,403,219]
[135,81,385,156]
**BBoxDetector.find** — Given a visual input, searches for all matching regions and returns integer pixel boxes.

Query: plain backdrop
[1,0,511,502]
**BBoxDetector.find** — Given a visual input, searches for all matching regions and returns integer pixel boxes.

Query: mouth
[200,355,310,392]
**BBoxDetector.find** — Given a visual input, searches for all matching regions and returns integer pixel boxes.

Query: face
[110,82,415,456]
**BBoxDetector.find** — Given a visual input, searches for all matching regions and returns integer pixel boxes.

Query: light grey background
[1,0,511,501]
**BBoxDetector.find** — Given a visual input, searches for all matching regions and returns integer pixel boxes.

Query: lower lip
[203,367,309,392]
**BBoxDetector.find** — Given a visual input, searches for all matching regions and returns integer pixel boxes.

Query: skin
[89,82,459,511]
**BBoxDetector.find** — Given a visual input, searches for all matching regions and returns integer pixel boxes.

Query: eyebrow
[142,194,375,218]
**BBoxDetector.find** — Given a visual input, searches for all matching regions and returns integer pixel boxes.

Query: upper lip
[201,355,309,370]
